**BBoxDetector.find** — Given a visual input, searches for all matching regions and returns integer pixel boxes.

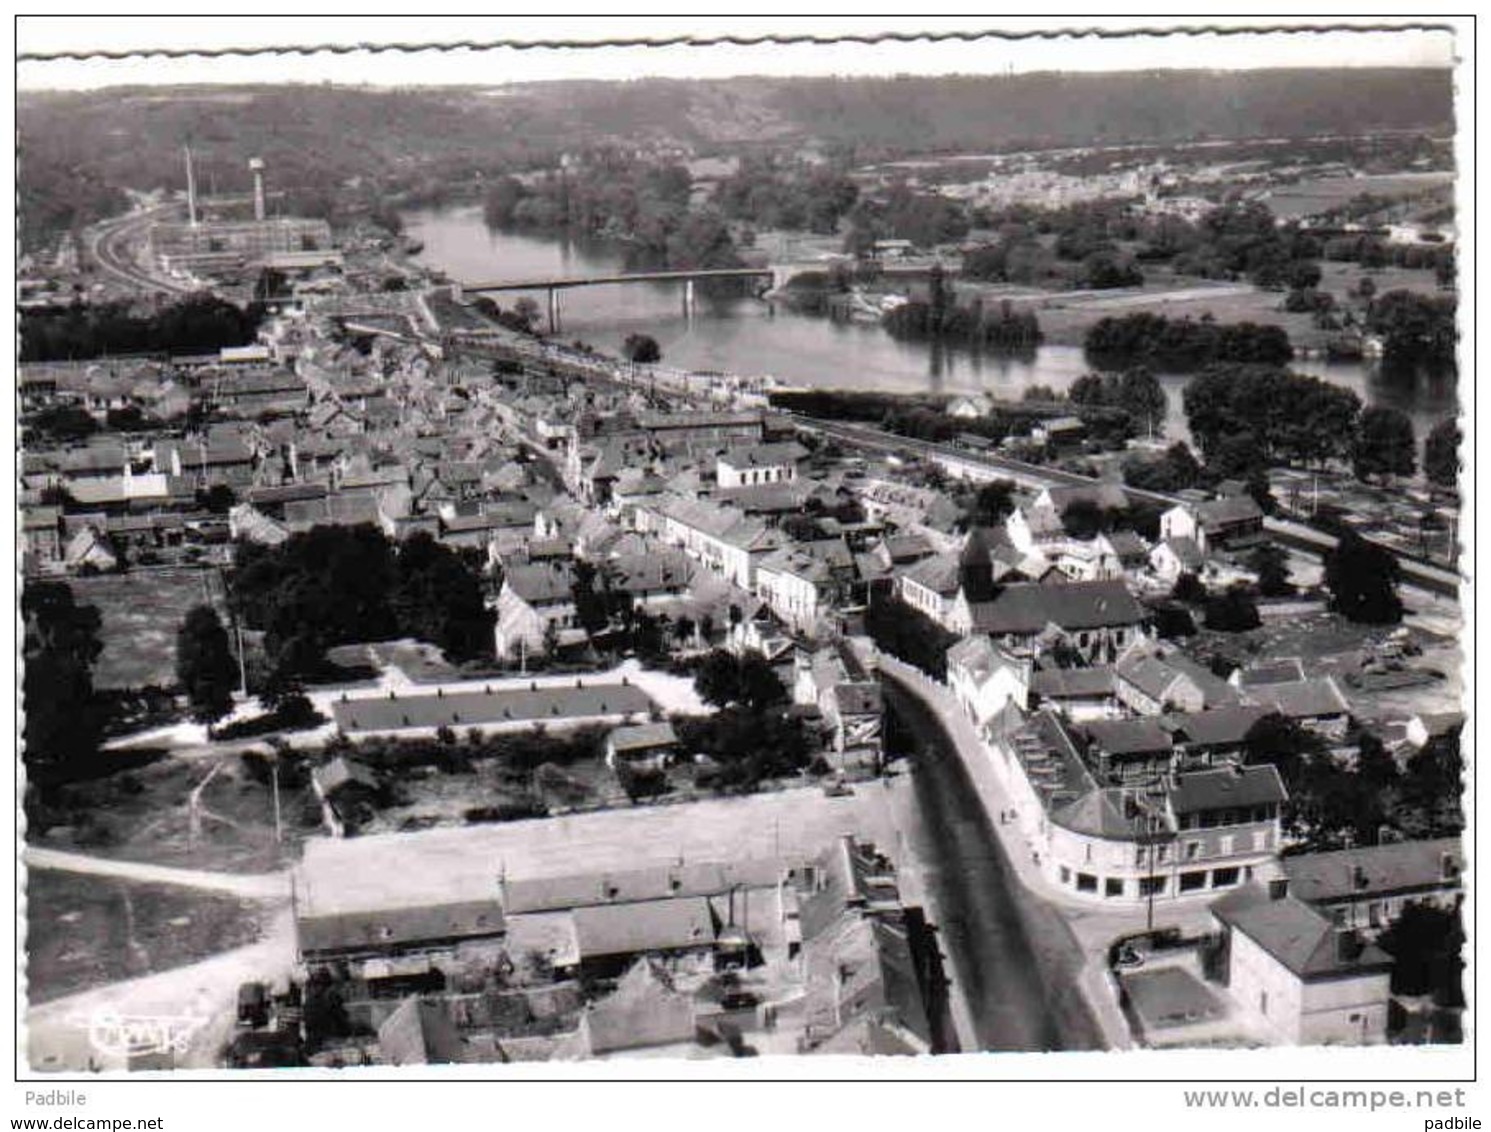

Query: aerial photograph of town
[15,17,1466,1084]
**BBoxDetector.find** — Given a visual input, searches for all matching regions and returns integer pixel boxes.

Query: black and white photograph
[11,13,1472,1106]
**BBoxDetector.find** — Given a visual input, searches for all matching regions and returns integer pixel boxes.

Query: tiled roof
[298,900,506,957]
[1281,838,1464,903]
[1243,678,1350,720]
[500,859,786,916]
[966,580,1146,635]
[503,563,575,605]
[582,958,697,1054]
[1030,666,1115,698]
[1052,786,1142,839]
[1195,496,1265,528]
[571,896,717,960]
[718,441,808,469]
[608,721,679,754]
[331,683,653,734]
[900,551,962,595]
[831,682,882,717]
[1161,705,1270,747]
[1168,763,1286,813]
[1080,717,1173,757]
[1211,884,1392,979]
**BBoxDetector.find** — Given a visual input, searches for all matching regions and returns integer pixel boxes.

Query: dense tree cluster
[1068,368,1168,435]
[231,526,492,686]
[1246,717,1461,850]
[1121,441,1204,494]
[693,650,789,713]
[680,651,808,791]
[1182,364,1362,466]
[1085,313,1293,371]
[843,181,970,254]
[1365,290,1458,371]
[883,293,1042,351]
[710,155,859,234]
[21,294,262,363]
[1202,585,1262,632]
[482,157,743,274]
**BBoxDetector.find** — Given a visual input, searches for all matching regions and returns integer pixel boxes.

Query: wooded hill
[20,68,1453,249]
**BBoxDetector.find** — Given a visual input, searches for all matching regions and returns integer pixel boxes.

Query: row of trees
[21,294,262,363]
[1067,368,1168,435]
[1085,312,1294,371]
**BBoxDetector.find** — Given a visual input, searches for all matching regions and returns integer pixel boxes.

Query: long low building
[330,682,655,738]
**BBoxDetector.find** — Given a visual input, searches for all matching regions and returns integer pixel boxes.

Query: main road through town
[883,678,1106,1051]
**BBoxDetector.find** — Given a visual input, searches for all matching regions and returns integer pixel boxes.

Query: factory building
[150,153,340,282]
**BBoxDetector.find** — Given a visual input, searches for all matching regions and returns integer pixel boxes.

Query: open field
[1261,172,1453,222]
[33,753,320,874]
[25,868,272,1005]
[297,781,909,917]
[957,262,1446,349]
[70,568,228,690]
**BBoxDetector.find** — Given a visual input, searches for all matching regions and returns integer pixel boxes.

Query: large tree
[22,582,104,783]
[1352,405,1416,482]
[390,532,492,660]
[176,605,238,725]
[1247,544,1294,597]
[1323,529,1404,624]
[694,650,787,712]
[1423,418,1461,489]
[622,333,662,365]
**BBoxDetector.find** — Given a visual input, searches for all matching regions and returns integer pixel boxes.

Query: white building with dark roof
[1211,880,1393,1045]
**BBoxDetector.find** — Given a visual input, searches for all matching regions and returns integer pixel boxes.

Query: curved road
[885,679,1105,1052]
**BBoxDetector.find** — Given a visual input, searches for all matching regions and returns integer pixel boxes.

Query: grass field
[25,868,271,1005]
[1262,173,1453,222]
[960,261,1446,349]
[36,754,320,874]
[69,568,229,691]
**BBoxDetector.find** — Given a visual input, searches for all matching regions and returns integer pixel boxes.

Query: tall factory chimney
[184,146,198,227]
[249,157,266,222]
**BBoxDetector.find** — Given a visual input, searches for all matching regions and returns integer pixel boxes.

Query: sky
[16,16,1460,92]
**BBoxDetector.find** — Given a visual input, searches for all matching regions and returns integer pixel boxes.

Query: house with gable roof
[1211,880,1392,1045]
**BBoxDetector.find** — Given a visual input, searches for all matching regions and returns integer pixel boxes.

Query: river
[406,206,1457,442]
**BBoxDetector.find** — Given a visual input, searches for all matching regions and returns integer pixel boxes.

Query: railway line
[84,205,197,295]
[789,414,1461,602]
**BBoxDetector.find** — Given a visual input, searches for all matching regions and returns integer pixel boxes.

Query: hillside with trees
[19,68,1452,250]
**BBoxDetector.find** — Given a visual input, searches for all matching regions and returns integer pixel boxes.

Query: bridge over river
[458,259,956,332]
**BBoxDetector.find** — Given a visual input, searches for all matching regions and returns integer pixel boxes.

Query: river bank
[404,206,1457,443]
